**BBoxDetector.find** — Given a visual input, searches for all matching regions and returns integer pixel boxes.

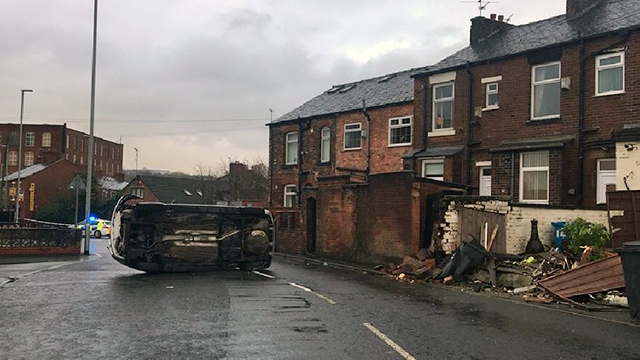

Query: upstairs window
[433,83,454,130]
[9,132,18,146]
[42,132,51,147]
[388,116,412,146]
[520,151,549,204]
[285,132,298,165]
[131,188,144,198]
[283,184,297,207]
[486,83,499,108]
[596,52,624,95]
[25,132,35,147]
[320,127,331,163]
[24,152,34,167]
[344,123,362,150]
[8,151,17,166]
[531,62,560,120]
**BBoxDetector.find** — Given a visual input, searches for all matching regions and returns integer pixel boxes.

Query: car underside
[109,195,273,273]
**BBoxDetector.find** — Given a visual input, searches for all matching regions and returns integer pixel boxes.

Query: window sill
[317,161,331,166]
[428,129,456,137]
[482,106,499,112]
[387,143,411,148]
[343,147,362,151]
[281,164,297,169]
[594,90,625,97]
[526,117,561,125]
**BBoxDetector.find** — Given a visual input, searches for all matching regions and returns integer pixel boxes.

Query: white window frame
[25,132,35,147]
[479,166,492,196]
[595,51,625,96]
[388,116,412,147]
[24,152,34,167]
[531,62,561,120]
[421,158,444,181]
[344,123,362,150]
[283,184,297,207]
[596,159,616,204]
[8,151,17,166]
[285,132,298,165]
[320,127,331,163]
[432,83,454,131]
[519,151,549,204]
[42,132,51,147]
[131,188,144,198]
[485,82,499,109]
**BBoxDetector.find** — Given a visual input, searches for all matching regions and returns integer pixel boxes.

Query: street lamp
[15,89,33,223]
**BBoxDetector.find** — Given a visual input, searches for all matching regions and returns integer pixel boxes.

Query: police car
[77,217,112,238]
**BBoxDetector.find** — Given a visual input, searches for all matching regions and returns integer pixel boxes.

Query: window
[344,123,362,150]
[285,132,298,165]
[283,184,297,207]
[596,52,624,95]
[433,83,454,130]
[131,188,144,198]
[0,132,3,145]
[73,154,77,164]
[66,135,69,149]
[388,116,412,146]
[9,132,18,146]
[100,144,104,156]
[597,159,616,204]
[520,151,549,204]
[421,159,444,181]
[531,62,560,119]
[320,127,331,163]
[25,132,35,147]
[42,132,51,147]
[486,83,499,108]
[73,137,77,150]
[279,212,297,229]
[80,156,84,165]
[24,152,34,166]
[8,151,17,166]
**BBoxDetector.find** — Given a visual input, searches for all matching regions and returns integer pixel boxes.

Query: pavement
[2,250,639,327]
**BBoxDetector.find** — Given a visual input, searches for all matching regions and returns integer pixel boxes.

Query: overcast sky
[1,0,566,175]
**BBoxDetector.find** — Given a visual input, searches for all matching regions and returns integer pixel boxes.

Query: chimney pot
[490,13,497,20]
[498,14,504,21]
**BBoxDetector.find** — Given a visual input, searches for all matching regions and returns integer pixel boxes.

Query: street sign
[68,175,86,191]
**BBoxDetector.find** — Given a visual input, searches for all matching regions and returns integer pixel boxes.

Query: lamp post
[15,89,33,223]
[83,0,98,254]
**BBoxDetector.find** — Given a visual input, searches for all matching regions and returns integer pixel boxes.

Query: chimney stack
[498,14,504,22]
[470,16,515,45]
[490,13,496,20]
[566,0,603,18]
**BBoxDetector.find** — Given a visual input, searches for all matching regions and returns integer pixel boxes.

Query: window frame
[131,188,144,198]
[421,158,444,181]
[283,184,298,208]
[343,123,362,150]
[432,82,454,131]
[595,51,625,96]
[531,62,561,120]
[519,151,550,204]
[388,116,412,147]
[485,82,499,109]
[596,158,616,204]
[285,132,298,165]
[24,151,34,167]
[8,151,17,166]
[25,132,35,147]
[320,127,331,163]
[42,132,52,147]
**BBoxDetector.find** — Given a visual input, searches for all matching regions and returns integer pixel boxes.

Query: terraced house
[268,0,640,261]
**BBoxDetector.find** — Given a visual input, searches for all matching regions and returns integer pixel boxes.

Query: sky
[0,0,566,175]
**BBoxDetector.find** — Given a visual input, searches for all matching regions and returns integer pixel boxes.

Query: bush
[563,218,610,261]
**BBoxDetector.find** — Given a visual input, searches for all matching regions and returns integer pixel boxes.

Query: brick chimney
[470,15,515,45]
[229,161,248,174]
[566,0,604,18]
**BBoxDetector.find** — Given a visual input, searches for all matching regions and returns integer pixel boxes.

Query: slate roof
[272,66,430,123]
[4,163,47,181]
[416,0,640,76]
[135,175,222,204]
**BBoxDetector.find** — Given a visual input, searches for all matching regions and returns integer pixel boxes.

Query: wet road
[1,239,640,359]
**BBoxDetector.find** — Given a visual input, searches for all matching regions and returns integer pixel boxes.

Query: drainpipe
[297,119,305,207]
[411,82,429,171]
[578,41,585,206]
[466,62,473,186]
[268,126,273,208]
[362,99,371,179]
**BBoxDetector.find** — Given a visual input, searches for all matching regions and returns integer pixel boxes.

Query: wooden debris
[523,295,554,304]
[512,285,538,294]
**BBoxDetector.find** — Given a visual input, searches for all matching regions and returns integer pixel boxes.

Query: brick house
[4,159,81,219]
[268,68,467,262]
[269,0,640,261]
[410,0,640,206]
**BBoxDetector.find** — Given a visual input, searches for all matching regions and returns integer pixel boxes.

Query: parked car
[76,218,112,238]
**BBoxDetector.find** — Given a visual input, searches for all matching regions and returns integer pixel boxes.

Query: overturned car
[109,195,274,273]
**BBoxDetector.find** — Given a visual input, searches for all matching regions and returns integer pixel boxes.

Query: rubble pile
[380,242,628,312]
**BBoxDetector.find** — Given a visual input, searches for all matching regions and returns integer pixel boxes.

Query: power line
[0,116,270,123]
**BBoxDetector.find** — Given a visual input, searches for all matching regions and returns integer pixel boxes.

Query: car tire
[94,230,102,239]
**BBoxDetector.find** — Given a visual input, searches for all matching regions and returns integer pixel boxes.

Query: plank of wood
[486,224,499,251]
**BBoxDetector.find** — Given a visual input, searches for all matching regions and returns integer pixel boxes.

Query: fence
[0,226,81,255]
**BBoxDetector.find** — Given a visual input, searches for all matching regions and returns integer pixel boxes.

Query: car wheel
[94,230,102,239]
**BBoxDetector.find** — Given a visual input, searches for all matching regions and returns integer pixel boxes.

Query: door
[479,167,492,196]
[597,159,616,204]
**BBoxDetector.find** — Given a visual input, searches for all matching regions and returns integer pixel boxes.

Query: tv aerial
[461,0,498,16]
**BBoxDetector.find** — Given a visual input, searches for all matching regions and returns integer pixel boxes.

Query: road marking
[252,270,275,279]
[363,323,416,360]
[289,282,336,304]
